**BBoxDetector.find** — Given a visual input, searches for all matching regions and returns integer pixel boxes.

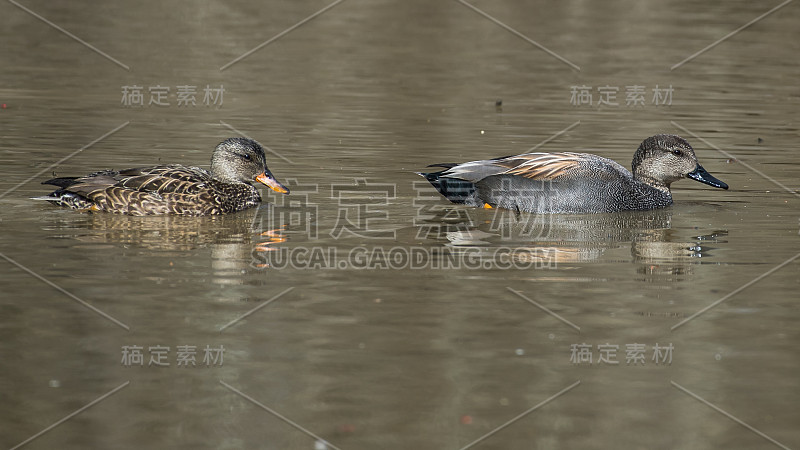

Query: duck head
[211,138,290,194]
[632,134,728,192]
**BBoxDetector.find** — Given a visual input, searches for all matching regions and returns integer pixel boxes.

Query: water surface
[1,0,798,449]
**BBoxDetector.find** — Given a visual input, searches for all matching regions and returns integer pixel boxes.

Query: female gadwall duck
[420,134,728,213]
[38,138,290,216]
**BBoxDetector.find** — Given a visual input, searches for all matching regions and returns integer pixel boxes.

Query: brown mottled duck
[37,138,290,216]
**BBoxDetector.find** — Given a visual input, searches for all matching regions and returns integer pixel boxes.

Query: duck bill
[687,165,728,190]
[255,172,290,194]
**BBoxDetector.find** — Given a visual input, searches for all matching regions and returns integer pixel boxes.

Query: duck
[37,138,290,216]
[419,134,728,213]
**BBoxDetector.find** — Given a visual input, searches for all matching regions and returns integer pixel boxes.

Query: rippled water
[1,0,798,449]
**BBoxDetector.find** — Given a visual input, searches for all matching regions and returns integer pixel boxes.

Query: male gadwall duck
[38,138,289,216]
[420,134,728,213]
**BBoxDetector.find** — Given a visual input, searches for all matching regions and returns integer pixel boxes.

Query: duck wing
[41,165,226,215]
[44,164,211,194]
[113,165,212,194]
[441,152,627,183]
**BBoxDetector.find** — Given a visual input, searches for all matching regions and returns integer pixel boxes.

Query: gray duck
[419,134,728,213]
[38,138,290,216]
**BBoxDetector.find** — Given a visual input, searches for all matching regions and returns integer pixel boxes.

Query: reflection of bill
[250,246,557,270]
[259,179,320,238]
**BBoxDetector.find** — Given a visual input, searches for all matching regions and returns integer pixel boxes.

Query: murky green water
[1,0,798,449]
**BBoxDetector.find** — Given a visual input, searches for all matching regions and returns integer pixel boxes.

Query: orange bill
[255,172,290,194]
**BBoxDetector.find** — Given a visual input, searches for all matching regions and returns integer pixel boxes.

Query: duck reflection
[41,205,288,284]
[417,207,728,269]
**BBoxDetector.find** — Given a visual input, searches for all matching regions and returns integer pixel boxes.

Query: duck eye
[239,153,251,161]
[671,149,683,156]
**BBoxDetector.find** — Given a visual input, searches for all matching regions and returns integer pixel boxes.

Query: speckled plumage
[38,138,290,216]
[420,134,728,213]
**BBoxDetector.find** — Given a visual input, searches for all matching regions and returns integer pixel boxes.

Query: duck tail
[32,189,94,210]
[41,176,80,188]
[36,177,91,208]
[425,163,459,170]
[417,166,476,205]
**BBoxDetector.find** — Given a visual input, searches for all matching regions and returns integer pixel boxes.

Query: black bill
[687,165,728,190]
